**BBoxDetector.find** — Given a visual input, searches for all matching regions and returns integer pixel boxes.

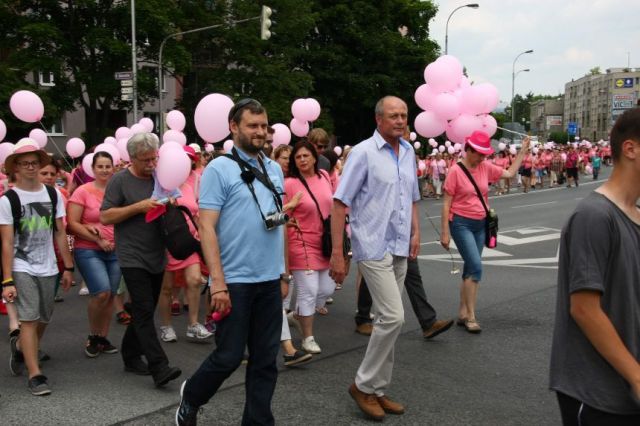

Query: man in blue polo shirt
[176,99,288,426]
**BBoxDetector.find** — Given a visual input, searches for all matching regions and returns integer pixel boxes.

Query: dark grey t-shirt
[318,154,330,173]
[550,192,640,414]
[101,169,166,274]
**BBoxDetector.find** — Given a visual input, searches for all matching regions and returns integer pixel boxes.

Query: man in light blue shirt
[331,96,420,421]
[176,99,288,426]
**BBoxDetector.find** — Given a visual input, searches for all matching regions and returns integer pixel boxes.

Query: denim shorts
[74,248,122,295]
[449,214,485,282]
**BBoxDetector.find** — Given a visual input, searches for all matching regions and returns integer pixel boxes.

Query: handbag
[457,163,499,249]
[297,173,351,258]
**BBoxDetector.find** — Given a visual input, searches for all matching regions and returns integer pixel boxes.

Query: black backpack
[4,185,58,234]
[158,203,202,260]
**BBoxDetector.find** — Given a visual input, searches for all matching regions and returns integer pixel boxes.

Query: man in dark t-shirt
[550,108,640,425]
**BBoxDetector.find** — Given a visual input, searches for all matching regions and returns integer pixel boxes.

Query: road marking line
[511,201,557,209]
[497,233,561,245]
[426,215,441,219]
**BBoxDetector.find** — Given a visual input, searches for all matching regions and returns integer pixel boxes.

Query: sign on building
[614,78,634,88]
[612,94,635,110]
[546,115,563,130]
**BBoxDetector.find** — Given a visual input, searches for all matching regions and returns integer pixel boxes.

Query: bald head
[375,96,407,117]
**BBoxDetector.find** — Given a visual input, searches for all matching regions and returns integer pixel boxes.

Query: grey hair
[374,96,406,117]
[127,132,159,159]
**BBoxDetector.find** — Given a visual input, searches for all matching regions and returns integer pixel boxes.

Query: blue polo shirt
[199,147,285,284]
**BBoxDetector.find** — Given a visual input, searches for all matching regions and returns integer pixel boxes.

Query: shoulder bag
[457,163,498,248]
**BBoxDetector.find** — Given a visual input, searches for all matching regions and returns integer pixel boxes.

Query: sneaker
[283,350,312,367]
[85,335,101,358]
[78,286,90,296]
[160,326,178,343]
[286,312,303,335]
[54,295,64,302]
[97,336,118,354]
[301,336,321,354]
[171,301,181,316]
[325,297,334,305]
[38,350,51,362]
[10,334,24,376]
[116,310,131,325]
[186,323,213,342]
[28,374,52,396]
[153,366,182,387]
[176,381,201,426]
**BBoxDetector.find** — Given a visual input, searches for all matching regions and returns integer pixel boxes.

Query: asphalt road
[0,168,612,425]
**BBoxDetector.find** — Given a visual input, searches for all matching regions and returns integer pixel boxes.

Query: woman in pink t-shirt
[441,132,530,333]
[493,151,511,195]
[430,153,448,199]
[284,140,335,355]
[67,151,120,356]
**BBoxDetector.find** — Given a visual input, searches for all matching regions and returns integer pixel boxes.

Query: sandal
[315,306,329,315]
[116,311,131,325]
[464,319,482,334]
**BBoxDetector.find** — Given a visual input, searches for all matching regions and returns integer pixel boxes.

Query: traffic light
[260,5,272,40]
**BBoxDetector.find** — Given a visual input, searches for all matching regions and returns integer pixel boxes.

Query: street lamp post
[131,0,138,122]
[157,16,261,133]
[445,3,479,55]
[511,49,533,126]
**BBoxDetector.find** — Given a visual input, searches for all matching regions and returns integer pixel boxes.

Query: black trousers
[557,391,640,426]
[355,257,437,330]
[120,267,169,375]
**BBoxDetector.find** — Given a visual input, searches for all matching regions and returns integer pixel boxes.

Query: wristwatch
[64,266,75,273]
[280,273,293,283]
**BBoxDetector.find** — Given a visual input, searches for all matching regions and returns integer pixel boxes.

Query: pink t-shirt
[444,161,503,221]
[284,171,333,271]
[430,159,447,180]
[68,183,115,250]
[522,154,533,169]
[494,157,509,170]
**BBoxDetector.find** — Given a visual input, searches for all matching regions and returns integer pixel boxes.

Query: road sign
[121,87,133,95]
[567,122,577,134]
[120,79,133,87]
[115,71,133,80]
[121,94,133,101]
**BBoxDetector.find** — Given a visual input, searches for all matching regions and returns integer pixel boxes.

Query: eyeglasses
[228,98,262,122]
[315,144,328,150]
[134,156,159,164]
[17,160,41,169]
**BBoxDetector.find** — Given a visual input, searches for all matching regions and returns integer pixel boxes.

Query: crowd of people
[1,101,638,426]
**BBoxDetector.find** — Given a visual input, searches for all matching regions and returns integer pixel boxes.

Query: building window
[39,71,55,87]
[44,117,64,135]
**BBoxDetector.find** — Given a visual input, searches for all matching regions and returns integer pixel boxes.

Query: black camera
[264,211,289,231]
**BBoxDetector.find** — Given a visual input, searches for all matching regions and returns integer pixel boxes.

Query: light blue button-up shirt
[334,130,420,262]
[199,147,285,283]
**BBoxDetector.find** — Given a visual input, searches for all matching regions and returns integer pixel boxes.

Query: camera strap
[225,148,283,223]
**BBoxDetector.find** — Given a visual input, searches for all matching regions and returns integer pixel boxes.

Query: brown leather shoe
[423,319,454,339]
[349,383,385,421]
[355,323,373,336]
[377,395,405,415]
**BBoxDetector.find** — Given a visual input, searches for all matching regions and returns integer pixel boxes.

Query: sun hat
[464,131,494,155]
[4,138,51,174]
[188,143,201,154]
[183,145,198,161]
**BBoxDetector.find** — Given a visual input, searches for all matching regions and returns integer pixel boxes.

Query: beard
[237,132,264,155]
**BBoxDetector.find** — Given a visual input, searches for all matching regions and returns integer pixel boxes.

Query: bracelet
[2,279,15,288]
[211,289,229,296]
[2,277,14,285]
[64,266,75,273]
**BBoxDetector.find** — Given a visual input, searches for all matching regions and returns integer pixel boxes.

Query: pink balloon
[458,76,471,89]
[480,114,498,137]
[414,84,436,111]
[409,132,417,141]
[289,118,309,137]
[10,90,45,123]
[223,140,234,153]
[156,149,190,191]
[0,142,15,164]
[448,146,456,155]
[333,146,343,156]
[130,123,146,135]
[428,138,437,148]
[510,147,518,156]
[163,129,187,146]
[454,143,463,152]
[414,111,447,138]
[0,119,6,142]
[432,93,460,120]
[139,117,155,133]
[271,123,291,147]
[117,138,131,162]
[82,154,95,178]
[94,143,121,165]
[204,143,214,153]
[66,138,86,158]
[29,128,48,148]
[532,147,539,155]
[438,145,446,153]
[159,141,183,157]
[475,83,500,113]
[413,141,421,150]
[459,86,488,115]
[450,114,482,141]
[424,56,463,93]
[104,136,117,145]
[445,140,452,147]
[195,93,234,143]
[498,142,506,151]
[166,110,186,132]
[418,161,426,171]
[304,98,321,122]
[291,99,307,120]
[115,126,131,140]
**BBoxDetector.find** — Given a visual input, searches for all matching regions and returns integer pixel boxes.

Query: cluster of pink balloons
[413,55,499,143]
[289,98,321,137]
[195,93,234,143]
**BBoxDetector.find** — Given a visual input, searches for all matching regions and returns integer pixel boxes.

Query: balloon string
[38,121,75,170]
[496,126,529,138]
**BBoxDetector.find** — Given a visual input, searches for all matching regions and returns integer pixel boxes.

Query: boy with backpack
[0,139,74,395]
